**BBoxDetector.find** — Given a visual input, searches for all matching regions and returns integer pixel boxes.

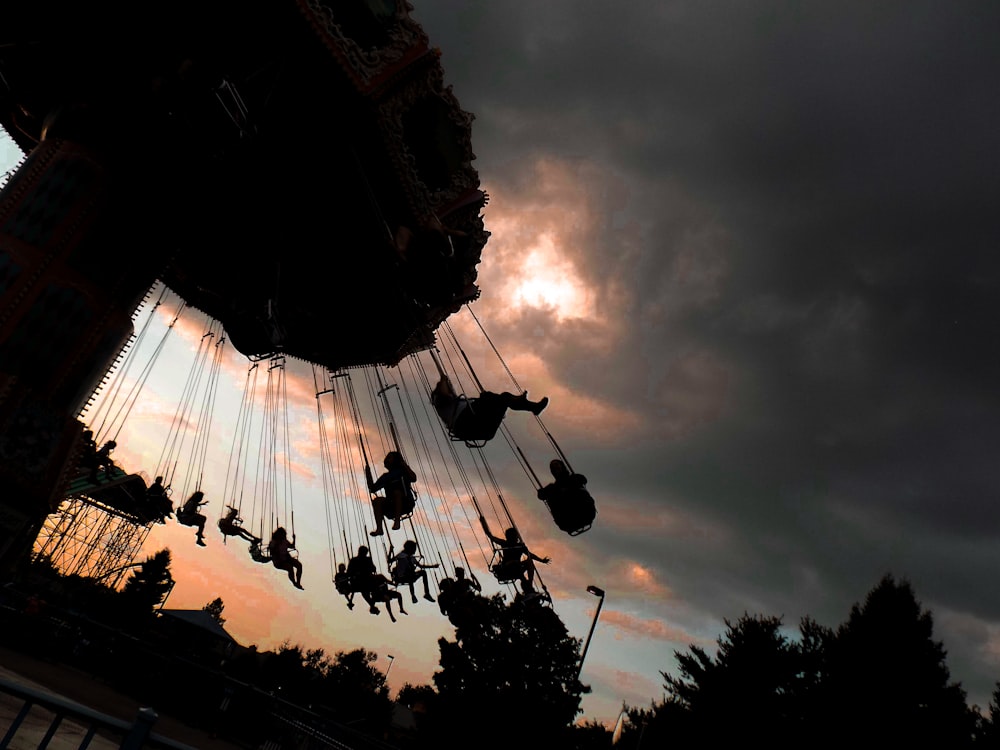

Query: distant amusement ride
[0,0,597,626]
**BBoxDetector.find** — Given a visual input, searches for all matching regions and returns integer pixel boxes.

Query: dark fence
[0,674,197,749]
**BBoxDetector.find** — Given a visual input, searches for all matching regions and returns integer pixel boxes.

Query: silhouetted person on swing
[248,539,271,564]
[366,451,417,536]
[479,515,550,595]
[370,572,408,622]
[537,459,597,534]
[347,545,381,614]
[453,566,481,597]
[389,540,438,603]
[438,566,482,626]
[91,439,118,483]
[177,490,208,546]
[335,563,354,609]
[431,375,548,443]
[268,527,303,590]
[146,476,173,523]
[218,505,260,544]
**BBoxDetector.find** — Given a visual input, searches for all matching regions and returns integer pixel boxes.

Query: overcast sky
[6,0,1000,726]
[402,0,1000,715]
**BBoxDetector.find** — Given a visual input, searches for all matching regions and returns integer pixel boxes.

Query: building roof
[158,609,239,644]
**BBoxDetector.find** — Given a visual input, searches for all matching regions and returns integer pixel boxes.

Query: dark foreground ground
[0,645,245,749]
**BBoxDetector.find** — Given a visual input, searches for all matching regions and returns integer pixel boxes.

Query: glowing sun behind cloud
[510,234,592,320]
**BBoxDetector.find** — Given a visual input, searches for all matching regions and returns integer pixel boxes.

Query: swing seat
[387,508,415,523]
[446,397,502,446]
[377,483,416,524]
[490,564,524,584]
[553,509,595,536]
[547,489,597,536]
[390,567,411,587]
[346,576,378,595]
[488,551,528,585]
[446,418,500,446]
[449,432,490,449]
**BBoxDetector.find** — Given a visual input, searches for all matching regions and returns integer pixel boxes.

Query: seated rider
[346,545,380,615]
[91,439,118,483]
[479,515,550,594]
[453,566,481,597]
[248,539,271,564]
[370,573,407,623]
[537,459,596,533]
[335,563,354,609]
[388,540,438,604]
[218,505,261,544]
[145,475,173,523]
[268,527,303,590]
[177,490,208,546]
[438,566,483,627]
[431,375,548,442]
[366,451,417,536]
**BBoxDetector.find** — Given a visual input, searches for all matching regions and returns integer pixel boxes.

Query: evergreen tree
[202,596,225,625]
[568,717,614,749]
[660,613,808,744]
[974,682,1000,744]
[120,548,173,619]
[820,574,977,748]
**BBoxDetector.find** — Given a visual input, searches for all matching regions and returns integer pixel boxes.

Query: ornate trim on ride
[375,64,479,225]
[296,0,430,96]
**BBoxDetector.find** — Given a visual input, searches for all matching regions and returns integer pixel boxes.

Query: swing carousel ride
[0,0,596,619]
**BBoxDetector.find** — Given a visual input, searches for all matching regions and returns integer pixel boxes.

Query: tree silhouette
[974,682,1000,743]
[659,613,809,744]
[396,682,437,711]
[430,594,585,749]
[568,717,614,749]
[616,574,981,749]
[820,573,977,748]
[120,548,173,620]
[395,682,439,741]
[319,648,392,731]
[202,597,225,625]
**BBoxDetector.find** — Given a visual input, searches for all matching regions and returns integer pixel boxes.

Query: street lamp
[383,654,395,685]
[577,585,606,680]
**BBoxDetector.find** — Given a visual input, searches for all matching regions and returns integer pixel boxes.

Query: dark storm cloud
[414,0,1000,707]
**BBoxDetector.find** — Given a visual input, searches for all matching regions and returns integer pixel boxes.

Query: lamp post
[577,585,605,680]
[383,654,395,686]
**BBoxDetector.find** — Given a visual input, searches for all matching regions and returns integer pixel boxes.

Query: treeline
[395,574,1000,749]
[11,551,1000,749]
[578,574,1000,749]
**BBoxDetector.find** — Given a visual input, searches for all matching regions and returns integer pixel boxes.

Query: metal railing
[0,674,198,750]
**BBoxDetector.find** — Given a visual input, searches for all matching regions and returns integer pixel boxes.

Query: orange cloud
[601,609,701,644]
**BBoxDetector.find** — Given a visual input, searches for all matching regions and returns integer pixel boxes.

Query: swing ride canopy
[0,0,488,371]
